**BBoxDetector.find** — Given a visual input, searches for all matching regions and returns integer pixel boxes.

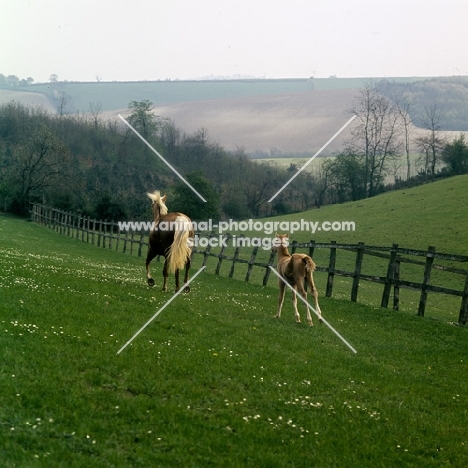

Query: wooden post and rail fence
[30,203,468,324]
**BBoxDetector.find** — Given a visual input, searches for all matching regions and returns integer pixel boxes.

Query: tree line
[0,100,314,220]
[1,82,467,220]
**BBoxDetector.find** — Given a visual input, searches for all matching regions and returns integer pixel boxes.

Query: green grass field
[1,206,468,466]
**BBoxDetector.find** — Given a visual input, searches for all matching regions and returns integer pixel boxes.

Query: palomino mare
[145,191,194,292]
[272,233,322,326]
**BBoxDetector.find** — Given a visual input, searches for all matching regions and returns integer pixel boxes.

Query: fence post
[109,221,114,250]
[229,236,242,279]
[215,235,228,275]
[458,270,468,325]
[201,235,212,267]
[245,245,259,282]
[138,231,145,257]
[115,223,121,252]
[291,240,298,254]
[418,246,436,317]
[262,250,277,286]
[381,243,399,308]
[393,260,400,311]
[308,240,315,259]
[351,242,365,302]
[60,210,64,234]
[326,241,336,298]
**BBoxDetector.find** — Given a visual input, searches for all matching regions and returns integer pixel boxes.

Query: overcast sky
[1,0,467,83]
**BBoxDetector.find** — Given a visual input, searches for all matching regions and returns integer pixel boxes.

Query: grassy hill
[270,174,468,254]
[1,214,468,466]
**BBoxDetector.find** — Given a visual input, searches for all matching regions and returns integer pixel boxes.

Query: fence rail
[30,203,468,324]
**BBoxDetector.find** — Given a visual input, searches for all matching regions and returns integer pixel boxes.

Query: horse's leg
[183,258,191,293]
[275,280,286,319]
[308,274,322,323]
[162,258,169,292]
[145,247,157,287]
[174,268,180,293]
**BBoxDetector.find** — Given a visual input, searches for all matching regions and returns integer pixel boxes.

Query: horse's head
[147,191,168,218]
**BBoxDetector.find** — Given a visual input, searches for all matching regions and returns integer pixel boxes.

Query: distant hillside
[1,76,461,155]
[0,89,55,112]
[114,88,358,154]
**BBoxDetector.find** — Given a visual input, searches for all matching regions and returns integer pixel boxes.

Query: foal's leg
[145,248,157,287]
[307,274,322,323]
[275,280,286,319]
[297,282,313,327]
[291,286,304,324]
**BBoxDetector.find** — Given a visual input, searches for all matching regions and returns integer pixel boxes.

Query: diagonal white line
[269,266,357,354]
[117,266,206,354]
[268,115,357,203]
[118,114,207,202]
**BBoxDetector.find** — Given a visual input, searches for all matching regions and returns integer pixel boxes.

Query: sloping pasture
[1,215,468,467]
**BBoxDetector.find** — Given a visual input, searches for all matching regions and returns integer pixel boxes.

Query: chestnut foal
[272,233,322,326]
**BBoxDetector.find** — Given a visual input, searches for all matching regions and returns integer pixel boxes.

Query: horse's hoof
[183,285,190,293]
[147,278,155,287]
[162,287,168,292]
[319,318,323,324]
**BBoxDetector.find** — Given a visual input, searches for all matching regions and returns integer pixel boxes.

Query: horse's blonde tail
[167,217,192,273]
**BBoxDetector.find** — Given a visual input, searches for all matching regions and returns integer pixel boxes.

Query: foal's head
[272,233,289,253]
[147,190,168,219]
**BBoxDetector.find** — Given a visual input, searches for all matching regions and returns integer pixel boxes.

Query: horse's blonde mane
[147,190,168,216]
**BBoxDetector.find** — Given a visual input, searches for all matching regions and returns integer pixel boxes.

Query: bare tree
[89,101,103,129]
[12,127,70,204]
[415,103,445,181]
[396,98,413,180]
[348,83,403,197]
[54,91,70,116]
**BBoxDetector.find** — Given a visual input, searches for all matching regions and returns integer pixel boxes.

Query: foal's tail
[167,216,193,273]
[302,256,316,274]
[302,256,315,291]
